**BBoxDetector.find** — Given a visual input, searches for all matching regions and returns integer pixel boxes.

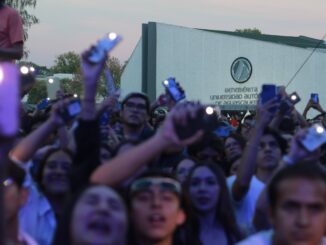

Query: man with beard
[0,0,24,61]
[120,92,154,141]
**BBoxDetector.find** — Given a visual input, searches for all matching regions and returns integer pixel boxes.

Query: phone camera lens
[291,95,297,101]
[205,106,214,115]
[316,126,324,134]
[108,32,117,40]
[163,80,169,85]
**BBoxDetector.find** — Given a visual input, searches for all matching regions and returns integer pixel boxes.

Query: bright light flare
[291,95,297,101]
[73,94,78,98]
[205,106,214,115]
[48,78,54,84]
[316,126,324,134]
[20,66,29,74]
[108,32,117,40]
[163,80,169,85]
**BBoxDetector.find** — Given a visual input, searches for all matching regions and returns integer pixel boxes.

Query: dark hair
[171,156,198,176]
[268,162,326,210]
[34,148,74,192]
[263,127,288,155]
[188,132,225,159]
[121,92,150,114]
[53,184,126,245]
[185,163,242,242]
[127,170,201,245]
[225,132,246,150]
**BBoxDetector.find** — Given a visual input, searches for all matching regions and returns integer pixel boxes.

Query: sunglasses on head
[130,177,182,195]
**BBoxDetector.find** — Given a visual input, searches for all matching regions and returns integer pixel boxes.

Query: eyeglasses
[130,177,182,195]
[125,101,147,111]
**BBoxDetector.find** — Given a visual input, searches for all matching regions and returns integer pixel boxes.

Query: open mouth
[148,214,166,226]
[88,219,111,235]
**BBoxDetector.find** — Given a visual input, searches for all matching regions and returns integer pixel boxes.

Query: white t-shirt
[236,230,326,245]
[227,175,265,235]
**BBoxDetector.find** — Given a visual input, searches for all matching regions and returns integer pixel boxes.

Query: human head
[224,133,246,163]
[36,148,73,195]
[185,164,241,240]
[256,128,286,171]
[173,157,197,184]
[268,162,326,245]
[188,133,225,163]
[4,162,28,223]
[128,171,186,244]
[71,185,127,245]
[240,114,255,140]
[54,185,128,245]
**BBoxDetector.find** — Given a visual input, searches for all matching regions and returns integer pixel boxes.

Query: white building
[121,22,326,114]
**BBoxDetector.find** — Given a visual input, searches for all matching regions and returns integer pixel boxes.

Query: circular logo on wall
[230,57,252,83]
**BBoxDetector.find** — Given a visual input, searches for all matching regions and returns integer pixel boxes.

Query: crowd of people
[1,3,326,244]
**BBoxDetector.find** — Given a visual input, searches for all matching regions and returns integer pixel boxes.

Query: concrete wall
[155,23,326,113]
[120,38,143,98]
[121,22,326,116]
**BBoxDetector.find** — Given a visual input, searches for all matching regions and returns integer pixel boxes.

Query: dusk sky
[25,0,326,67]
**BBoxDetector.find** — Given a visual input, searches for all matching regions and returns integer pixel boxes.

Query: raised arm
[9,101,67,163]
[90,103,204,186]
[231,99,278,201]
[253,127,318,230]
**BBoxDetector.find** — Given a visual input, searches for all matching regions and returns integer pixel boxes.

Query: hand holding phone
[174,104,219,140]
[299,124,326,152]
[261,84,281,113]
[60,99,81,122]
[162,77,185,102]
[88,32,122,63]
[279,92,301,114]
[311,93,319,104]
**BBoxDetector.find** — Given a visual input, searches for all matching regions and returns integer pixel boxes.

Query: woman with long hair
[185,163,242,245]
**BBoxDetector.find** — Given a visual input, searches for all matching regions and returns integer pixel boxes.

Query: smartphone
[279,92,301,113]
[0,63,20,138]
[88,32,122,63]
[174,105,218,140]
[61,99,81,122]
[311,93,319,104]
[261,84,277,104]
[37,98,51,110]
[300,124,326,152]
[162,77,185,102]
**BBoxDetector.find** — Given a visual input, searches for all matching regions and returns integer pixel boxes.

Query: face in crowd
[121,96,149,128]
[269,164,326,245]
[70,185,128,245]
[39,149,73,195]
[188,165,220,214]
[256,133,282,171]
[224,136,243,163]
[129,176,186,243]
[241,117,255,140]
[175,158,196,184]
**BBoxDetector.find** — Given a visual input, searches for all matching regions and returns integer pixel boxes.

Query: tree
[27,80,47,104]
[6,0,39,57]
[50,51,124,99]
[235,28,262,35]
[51,52,81,74]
